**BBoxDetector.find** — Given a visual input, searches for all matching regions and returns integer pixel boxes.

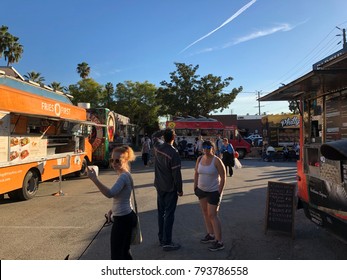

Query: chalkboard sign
[265,181,296,238]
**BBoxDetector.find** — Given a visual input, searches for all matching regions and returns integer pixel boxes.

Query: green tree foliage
[69,78,103,108]
[50,81,66,92]
[0,25,23,66]
[99,82,115,109]
[157,63,243,117]
[24,71,45,84]
[115,81,160,140]
[76,62,90,79]
[288,100,300,114]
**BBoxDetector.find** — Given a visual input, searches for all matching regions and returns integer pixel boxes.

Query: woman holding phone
[87,145,137,260]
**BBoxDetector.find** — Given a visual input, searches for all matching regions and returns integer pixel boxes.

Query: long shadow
[80,184,347,260]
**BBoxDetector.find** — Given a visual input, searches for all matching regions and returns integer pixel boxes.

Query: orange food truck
[259,47,347,238]
[166,116,251,158]
[0,67,93,200]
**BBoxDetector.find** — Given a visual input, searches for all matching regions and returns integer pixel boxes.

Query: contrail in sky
[179,0,257,54]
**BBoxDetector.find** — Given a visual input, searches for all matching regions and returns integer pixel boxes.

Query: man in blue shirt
[220,138,235,177]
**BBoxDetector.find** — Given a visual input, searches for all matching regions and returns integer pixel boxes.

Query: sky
[2,0,347,116]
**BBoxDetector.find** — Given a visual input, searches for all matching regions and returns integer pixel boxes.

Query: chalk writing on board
[265,181,296,237]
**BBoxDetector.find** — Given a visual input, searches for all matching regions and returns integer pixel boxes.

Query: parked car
[245,136,263,147]
[246,134,261,140]
[244,134,263,147]
[252,137,263,147]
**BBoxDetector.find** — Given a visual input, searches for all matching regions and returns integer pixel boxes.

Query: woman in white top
[87,145,137,260]
[194,140,226,251]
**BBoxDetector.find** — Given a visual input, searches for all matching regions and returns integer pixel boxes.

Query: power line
[262,24,345,90]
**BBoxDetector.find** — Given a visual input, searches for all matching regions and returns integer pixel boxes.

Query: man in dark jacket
[154,128,183,251]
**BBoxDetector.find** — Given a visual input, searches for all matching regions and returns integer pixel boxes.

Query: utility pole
[255,90,264,115]
[336,26,346,48]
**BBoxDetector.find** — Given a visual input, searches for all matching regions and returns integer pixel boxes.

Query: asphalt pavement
[79,154,347,260]
[1,153,347,260]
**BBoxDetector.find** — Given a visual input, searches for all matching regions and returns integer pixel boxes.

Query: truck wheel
[236,149,246,159]
[75,158,87,177]
[11,170,39,200]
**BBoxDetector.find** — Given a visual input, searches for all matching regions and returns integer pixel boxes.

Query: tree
[68,78,103,108]
[115,81,160,144]
[288,100,300,114]
[99,82,115,109]
[0,25,9,58]
[157,63,243,117]
[50,81,66,92]
[24,71,45,84]
[76,62,90,79]
[0,25,24,66]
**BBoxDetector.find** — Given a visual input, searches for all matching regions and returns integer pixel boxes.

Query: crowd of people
[86,129,302,259]
[87,129,240,259]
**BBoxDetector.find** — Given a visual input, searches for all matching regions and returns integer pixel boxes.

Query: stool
[52,155,71,196]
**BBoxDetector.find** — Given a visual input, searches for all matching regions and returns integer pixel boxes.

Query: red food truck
[166,116,251,158]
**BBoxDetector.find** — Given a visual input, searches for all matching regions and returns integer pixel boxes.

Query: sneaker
[200,233,215,244]
[162,242,181,251]
[208,241,224,251]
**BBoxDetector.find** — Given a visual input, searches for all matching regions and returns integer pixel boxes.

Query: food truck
[259,47,347,238]
[261,114,300,147]
[84,107,134,167]
[0,67,93,200]
[167,116,251,158]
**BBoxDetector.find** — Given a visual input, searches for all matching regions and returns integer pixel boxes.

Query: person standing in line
[194,140,226,251]
[141,136,151,167]
[154,128,183,251]
[87,146,137,260]
[220,138,235,177]
[195,135,204,158]
[215,133,223,157]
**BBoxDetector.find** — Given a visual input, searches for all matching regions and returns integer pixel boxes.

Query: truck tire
[75,158,87,177]
[236,149,246,159]
[9,170,40,200]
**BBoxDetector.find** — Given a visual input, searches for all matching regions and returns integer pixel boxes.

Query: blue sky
[2,0,347,116]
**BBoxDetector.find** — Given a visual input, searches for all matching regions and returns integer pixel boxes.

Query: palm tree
[76,62,90,79]
[3,36,23,66]
[50,81,66,92]
[0,25,9,58]
[24,71,45,84]
[0,25,24,65]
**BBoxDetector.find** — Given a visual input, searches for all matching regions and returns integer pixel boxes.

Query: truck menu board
[265,181,296,238]
[9,136,47,162]
[326,92,344,141]
[341,93,347,139]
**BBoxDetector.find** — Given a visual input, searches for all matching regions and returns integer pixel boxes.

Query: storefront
[262,114,300,147]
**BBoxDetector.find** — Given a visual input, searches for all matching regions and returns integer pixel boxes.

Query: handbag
[128,173,143,245]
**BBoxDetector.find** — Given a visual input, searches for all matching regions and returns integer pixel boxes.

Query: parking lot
[1,157,347,260]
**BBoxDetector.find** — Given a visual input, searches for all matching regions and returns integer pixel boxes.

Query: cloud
[186,22,295,56]
[179,0,257,54]
[232,23,294,45]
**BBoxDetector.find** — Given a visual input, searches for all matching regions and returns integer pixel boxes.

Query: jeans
[157,190,178,245]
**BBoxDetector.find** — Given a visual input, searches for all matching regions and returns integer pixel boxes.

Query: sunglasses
[110,158,121,164]
[202,145,212,149]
